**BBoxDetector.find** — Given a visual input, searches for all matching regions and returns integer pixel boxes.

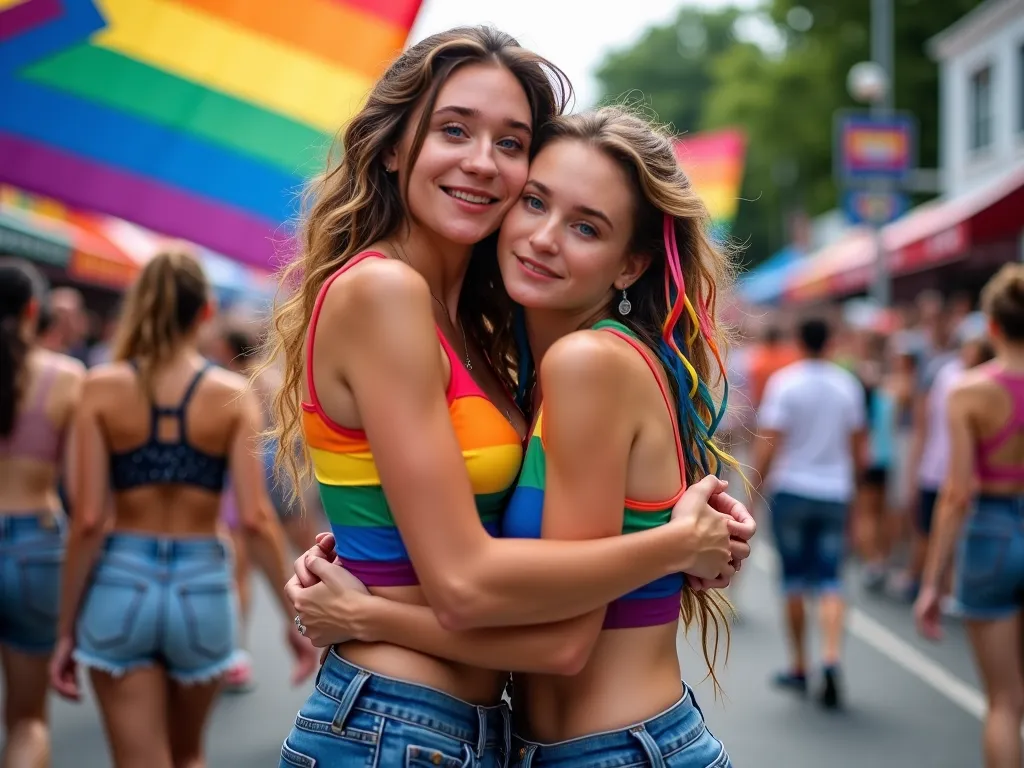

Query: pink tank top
[975,364,1024,483]
[0,360,64,464]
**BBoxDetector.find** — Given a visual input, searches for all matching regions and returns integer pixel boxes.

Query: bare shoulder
[37,348,86,380]
[541,329,643,398]
[320,253,432,331]
[202,364,249,398]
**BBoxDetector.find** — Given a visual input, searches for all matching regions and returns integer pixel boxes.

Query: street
[29,546,987,767]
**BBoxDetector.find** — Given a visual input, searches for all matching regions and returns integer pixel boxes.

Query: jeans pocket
[281,740,317,767]
[80,574,146,649]
[178,583,233,660]
[18,551,62,621]
[961,528,1012,586]
[406,743,472,768]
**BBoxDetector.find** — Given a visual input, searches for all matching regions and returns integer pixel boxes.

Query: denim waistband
[103,532,227,562]
[976,494,1024,513]
[317,648,509,753]
[513,685,704,762]
[0,511,64,541]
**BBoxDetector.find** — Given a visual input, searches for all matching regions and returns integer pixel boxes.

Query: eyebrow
[525,180,614,231]
[433,105,532,135]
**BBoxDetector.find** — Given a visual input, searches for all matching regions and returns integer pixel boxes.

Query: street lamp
[847,61,889,107]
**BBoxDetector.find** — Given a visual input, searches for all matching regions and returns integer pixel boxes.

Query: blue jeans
[74,533,239,683]
[0,513,65,654]
[281,648,511,767]
[770,492,848,595]
[511,685,730,768]
[955,495,1024,620]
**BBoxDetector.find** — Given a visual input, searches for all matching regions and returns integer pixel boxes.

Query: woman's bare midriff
[0,458,62,516]
[110,486,224,538]
[335,584,507,705]
[516,622,685,743]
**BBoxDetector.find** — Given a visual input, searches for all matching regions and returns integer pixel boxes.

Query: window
[970,64,992,151]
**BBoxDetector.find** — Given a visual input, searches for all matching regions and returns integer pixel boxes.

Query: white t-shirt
[917,357,964,490]
[758,359,866,503]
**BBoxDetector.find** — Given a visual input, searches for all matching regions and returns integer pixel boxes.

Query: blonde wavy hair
[527,106,740,693]
[111,248,209,397]
[263,26,570,496]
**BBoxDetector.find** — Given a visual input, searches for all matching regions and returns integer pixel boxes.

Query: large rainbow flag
[0,0,422,269]
[673,128,747,240]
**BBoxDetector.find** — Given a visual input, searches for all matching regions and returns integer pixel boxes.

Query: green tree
[594,0,985,269]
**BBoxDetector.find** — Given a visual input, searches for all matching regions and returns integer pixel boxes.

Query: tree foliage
[593,0,984,268]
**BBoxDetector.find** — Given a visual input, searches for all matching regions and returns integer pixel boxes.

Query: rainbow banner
[672,128,747,239]
[0,0,422,269]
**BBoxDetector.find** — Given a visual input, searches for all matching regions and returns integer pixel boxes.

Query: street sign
[842,188,910,226]
[834,111,917,185]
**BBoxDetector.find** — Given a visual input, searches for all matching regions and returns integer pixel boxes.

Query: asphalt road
[18,546,989,767]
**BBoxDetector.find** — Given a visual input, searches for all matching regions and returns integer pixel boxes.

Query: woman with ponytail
[0,258,84,767]
[289,107,742,767]
[49,249,310,768]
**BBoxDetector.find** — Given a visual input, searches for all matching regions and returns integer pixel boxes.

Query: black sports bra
[109,362,227,493]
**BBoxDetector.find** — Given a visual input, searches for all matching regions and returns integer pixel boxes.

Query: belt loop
[502,706,512,768]
[518,744,537,768]
[475,706,487,758]
[331,669,371,735]
[684,683,704,721]
[628,725,666,768]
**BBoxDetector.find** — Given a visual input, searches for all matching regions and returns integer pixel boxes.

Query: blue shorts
[74,533,239,683]
[770,491,848,595]
[955,495,1024,620]
[0,513,65,655]
[281,648,511,768]
[512,685,729,768]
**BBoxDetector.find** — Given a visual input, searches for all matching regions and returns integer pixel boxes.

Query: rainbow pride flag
[672,128,746,240]
[0,0,422,269]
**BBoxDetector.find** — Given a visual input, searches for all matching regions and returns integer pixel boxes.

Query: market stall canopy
[0,0,422,270]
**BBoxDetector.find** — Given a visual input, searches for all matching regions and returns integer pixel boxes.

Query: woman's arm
[915,383,975,639]
[56,371,114,641]
[324,264,738,630]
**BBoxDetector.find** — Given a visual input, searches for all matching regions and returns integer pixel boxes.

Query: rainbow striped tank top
[502,319,686,629]
[301,251,524,586]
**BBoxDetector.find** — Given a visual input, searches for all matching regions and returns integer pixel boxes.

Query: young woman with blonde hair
[50,250,308,768]
[268,26,751,768]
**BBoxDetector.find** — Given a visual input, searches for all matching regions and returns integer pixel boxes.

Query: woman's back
[91,354,240,536]
[0,348,83,513]
[965,361,1024,496]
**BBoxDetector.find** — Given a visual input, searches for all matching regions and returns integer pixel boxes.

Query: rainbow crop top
[301,251,524,586]
[502,319,687,629]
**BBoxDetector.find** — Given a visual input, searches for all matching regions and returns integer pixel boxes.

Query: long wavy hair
[0,258,47,438]
[111,249,210,397]
[519,107,740,693]
[265,26,571,495]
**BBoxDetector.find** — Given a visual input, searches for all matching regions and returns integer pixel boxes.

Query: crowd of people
[0,21,1020,768]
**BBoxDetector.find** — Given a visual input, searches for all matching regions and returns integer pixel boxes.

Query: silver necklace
[428,293,473,372]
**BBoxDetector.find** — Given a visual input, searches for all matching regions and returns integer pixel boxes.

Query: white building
[928,0,1024,197]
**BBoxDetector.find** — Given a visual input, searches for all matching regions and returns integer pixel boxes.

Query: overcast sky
[408,0,762,108]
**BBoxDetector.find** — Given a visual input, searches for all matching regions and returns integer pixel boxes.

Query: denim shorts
[955,495,1024,620]
[74,533,239,683]
[0,513,65,655]
[511,685,730,768]
[770,491,848,595]
[281,648,511,768]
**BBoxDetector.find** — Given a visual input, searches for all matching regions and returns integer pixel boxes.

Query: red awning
[785,165,1024,301]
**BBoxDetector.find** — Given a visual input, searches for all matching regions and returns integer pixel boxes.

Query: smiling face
[386,63,533,248]
[497,138,650,315]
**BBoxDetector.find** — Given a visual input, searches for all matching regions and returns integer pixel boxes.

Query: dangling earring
[618,288,632,316]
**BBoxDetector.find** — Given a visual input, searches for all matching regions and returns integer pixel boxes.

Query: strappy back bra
[109,361,227,492]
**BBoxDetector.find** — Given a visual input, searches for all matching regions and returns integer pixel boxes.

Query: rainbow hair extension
[657,213,739,478]
[513,304,533,412]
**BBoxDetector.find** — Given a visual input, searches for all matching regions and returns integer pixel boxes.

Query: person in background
[754,317,867,710]
[0,258,85,768]
[916,267,1022,768]
[746,323,800,412]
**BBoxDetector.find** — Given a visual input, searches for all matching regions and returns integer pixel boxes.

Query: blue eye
[578,223,597,237]
[498,138,522,150]
[523,195,544,211]
[443,125,465,138]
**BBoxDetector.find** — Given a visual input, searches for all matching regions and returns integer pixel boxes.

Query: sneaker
[771,670,808,695]
[862,566,887,594]
[222,652,256,694]
[819,666,842,710]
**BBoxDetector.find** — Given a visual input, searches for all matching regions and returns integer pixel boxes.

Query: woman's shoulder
[34,348,85,380]
[541,328,652,395]
[317,248,432,325]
